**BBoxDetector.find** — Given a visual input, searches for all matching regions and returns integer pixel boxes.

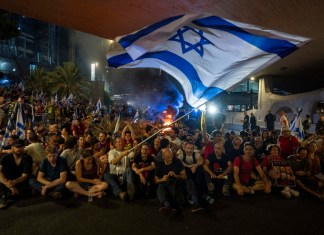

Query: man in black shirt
[155,148,186,216]
[0,139,32,208]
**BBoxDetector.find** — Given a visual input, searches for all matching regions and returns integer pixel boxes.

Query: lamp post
[91,62,98,81]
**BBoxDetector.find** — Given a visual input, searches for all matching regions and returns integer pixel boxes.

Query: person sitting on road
[204,142,233,197]
[232,142,271,196]
[155,148,187,216]
[0,139,32,209]
[262,144,299,198]
[104,137,135,201]
[65,149,108,199]
[132,143,155,196]
[29,145,68,199]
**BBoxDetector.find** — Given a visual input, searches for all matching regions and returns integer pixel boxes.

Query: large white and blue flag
[107,14,309,107]
[16,104,25,140]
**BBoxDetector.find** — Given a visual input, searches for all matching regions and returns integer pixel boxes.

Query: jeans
[104,168,134,197]
[29,178,65,194]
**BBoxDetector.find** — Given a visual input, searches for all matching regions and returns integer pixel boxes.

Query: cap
[281,126,291,132]
[12,139,25,147]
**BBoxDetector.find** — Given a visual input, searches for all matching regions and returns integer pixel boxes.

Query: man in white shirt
[104,137,135,200]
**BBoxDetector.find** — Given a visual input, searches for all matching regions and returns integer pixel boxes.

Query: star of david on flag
[169,26,213,57]
[107,14,310,108]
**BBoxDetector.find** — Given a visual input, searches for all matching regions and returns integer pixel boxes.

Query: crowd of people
[0,85,324,216]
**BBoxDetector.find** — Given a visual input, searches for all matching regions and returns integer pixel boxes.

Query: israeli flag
[133,110,139,123]
[16,104,25,140]
[290,107,304,140]
[66,93,73,107]
[107,14,309,107]
[96,98,102,113]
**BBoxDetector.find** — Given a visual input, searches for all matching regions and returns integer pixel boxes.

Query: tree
[24,68,51,95]
[47,62,90,99]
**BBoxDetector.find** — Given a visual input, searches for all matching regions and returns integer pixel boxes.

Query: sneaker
[222,184,231,197]
[281,188,291,198]
[187,196,195,205]
[289,188,300,197]
[191,205,205,213]
[204,195,215,205]
[159,207,177,216]
[127,182,136,200]
[118,191,127,201]
[0,194,7,209]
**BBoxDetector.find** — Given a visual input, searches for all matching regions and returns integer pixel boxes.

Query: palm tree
[48,62,90,99]
[24,67,51,95]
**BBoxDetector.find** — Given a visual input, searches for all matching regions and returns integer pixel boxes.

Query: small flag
[96,98,102,113]
[16,104,25,140]
[133,110,139,123]
[290,107,304,140]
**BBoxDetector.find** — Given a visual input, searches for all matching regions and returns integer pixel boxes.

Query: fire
[161,111,173,132]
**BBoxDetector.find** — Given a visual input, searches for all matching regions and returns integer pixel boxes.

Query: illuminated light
[250,76,255,81]
[208,105,219,114]
[194,108,198,113]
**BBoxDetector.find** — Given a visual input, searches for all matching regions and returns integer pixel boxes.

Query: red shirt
[278,135,299,159]
[262,155,283,171]
[233,156,260,185]
[204,141,214,159]
[72,124,85,138]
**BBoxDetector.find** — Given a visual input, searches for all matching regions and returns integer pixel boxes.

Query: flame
[161,111,173,132]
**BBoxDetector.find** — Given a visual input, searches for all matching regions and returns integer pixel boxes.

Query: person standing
[242,111,250,130]
[250,113,257,131]
[264,110,276,132]
[302,114,312,135]
[279,110,289,128]
[315,113,324,135]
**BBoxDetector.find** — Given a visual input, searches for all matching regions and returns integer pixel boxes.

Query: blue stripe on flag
[192,16,298,58]
[108,51,224,102]
[118,15,184,48]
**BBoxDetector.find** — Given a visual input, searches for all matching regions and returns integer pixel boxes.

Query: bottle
[88,188,93,202]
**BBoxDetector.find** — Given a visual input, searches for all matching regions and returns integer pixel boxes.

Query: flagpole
[126,107,199,153]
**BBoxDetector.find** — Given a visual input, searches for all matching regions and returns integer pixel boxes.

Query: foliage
[47,62,90,99]
[24,68,51,95]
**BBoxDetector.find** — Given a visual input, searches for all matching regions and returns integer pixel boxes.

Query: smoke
[72,30,185,118]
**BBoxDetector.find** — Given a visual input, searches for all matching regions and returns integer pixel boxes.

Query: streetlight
[91,62,98,81]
